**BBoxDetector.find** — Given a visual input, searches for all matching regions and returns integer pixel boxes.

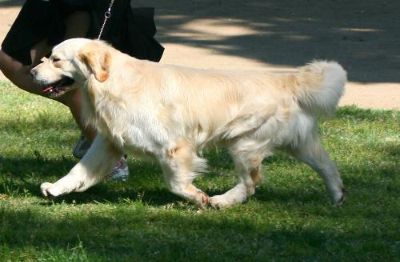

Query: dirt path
[1,0,399,110]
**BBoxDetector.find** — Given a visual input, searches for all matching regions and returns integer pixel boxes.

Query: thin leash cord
[97,0,116,40]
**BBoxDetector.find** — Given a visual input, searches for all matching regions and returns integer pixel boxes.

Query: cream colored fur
[31,38,346,208]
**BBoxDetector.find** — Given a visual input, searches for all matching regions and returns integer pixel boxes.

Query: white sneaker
[109,156,129,181]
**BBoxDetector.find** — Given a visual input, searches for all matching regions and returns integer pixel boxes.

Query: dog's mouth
[41,76,75,97]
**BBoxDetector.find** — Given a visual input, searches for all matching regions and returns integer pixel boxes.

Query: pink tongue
[42,86,53,93]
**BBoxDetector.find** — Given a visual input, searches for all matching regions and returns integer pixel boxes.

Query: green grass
[0,81,399,261]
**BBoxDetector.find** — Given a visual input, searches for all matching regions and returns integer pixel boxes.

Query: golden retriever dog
[30,38,346,208]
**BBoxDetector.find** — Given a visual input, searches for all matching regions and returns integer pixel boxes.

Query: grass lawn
[0,81,399,261]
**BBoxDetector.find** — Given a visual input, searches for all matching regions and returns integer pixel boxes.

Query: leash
[97,0,116,40]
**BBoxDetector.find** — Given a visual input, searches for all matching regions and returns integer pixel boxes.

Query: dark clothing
[2,0,164,65]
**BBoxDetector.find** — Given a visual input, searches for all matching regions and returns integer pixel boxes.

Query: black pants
[2,0,164,65]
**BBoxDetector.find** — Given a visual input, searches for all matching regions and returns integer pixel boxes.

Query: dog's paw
[198,192,210,209]
[209,195,233,209]
[40,182,61,198]
[189,191,210,209]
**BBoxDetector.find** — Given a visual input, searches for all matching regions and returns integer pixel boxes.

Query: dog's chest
[92,104,167,154]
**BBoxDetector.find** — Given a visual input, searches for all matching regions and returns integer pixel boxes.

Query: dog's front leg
[41,135,122,197]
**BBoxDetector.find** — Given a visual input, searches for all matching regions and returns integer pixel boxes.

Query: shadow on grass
[1,200,399,260]
[1,147,399,209]
[0,155,168,204]
[0,152,330,206]
[0,152,323,207]
[1,137,399,260]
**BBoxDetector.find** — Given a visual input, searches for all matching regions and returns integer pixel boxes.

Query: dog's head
[31,38,111,98]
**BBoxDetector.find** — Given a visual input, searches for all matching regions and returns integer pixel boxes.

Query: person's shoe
[108,156,129,181]
[72,134,91,159]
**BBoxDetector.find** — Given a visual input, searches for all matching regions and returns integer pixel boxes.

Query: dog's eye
[52,57,61,63]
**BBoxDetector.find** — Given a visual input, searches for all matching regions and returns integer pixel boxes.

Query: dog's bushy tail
[294,60,347,115]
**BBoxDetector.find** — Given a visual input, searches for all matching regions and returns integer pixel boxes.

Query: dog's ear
[78,43,111,82]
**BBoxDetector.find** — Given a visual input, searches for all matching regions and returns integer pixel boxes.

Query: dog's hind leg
[288,135,345,205]
[41,135,122,197]
[209,140,265,209]
[159,140,209,207]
